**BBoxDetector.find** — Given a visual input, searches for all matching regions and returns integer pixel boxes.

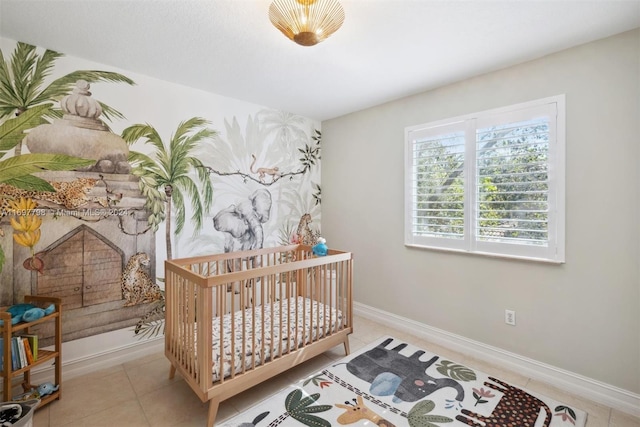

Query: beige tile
[226,373,291,413]
[138,378,209,427]
[171,415,215,427]
[609,409,640,427]
[283,354,334,383]
[322,342,350,361]
[170,399,239,427]
[60,400,150,427]
[351,315,377,329]
[124,354,174,398]
[49,370,138,427]
[350,317,391,343]
[586,412,611,427]
[172,400,238,427]
[389,329,427,345]
[346,335,368,353]
[214,401,242,424]
[122,350,165,369]
[65,363,125,383]
[33,404,50,427]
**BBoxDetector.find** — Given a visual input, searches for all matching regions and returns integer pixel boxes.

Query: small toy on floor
[312,237,328,256]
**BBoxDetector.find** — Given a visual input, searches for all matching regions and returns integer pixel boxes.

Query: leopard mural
[456,376,552,427]
[121,252,163,307]
[344,338,465,404]
[0,178,107,212]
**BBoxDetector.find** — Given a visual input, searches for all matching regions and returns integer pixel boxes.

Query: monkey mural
[250,154,280,183]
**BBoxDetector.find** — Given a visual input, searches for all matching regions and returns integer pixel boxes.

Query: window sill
[404,243,565,264]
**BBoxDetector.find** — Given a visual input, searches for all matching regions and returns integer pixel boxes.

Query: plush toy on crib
[312,237,328,256]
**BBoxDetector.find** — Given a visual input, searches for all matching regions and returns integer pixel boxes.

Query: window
[405,96,565,263]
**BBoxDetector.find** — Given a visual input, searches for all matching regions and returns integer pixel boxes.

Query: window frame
[404,95,565,263]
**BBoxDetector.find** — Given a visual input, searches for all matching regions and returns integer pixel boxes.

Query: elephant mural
[344,337,465,404]
[213,189,272,253]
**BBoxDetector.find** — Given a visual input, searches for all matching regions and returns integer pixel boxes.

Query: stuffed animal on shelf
[36,382,59,397]
[312,237,328,256]
[12,382,58,401]
[0,303,55,325]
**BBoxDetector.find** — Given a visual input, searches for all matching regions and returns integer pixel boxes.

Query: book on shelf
[9,339,20,371]
[14,337,26,369]
[22,334,38,362]
[22,337,34,365]
[10,337,19,370]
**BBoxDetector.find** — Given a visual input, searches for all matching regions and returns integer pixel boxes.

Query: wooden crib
[164,244,353,427]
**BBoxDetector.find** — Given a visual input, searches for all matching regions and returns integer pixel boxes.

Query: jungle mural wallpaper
[0,40,322,344]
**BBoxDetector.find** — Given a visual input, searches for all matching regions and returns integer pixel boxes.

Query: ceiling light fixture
[269,0,345,47]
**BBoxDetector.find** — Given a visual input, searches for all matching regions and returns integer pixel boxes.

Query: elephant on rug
[345,338,465,404]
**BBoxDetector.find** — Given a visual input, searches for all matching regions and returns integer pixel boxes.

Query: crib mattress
[211,296,342,382]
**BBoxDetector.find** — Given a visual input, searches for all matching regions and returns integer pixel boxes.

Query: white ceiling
[1,0,639,121]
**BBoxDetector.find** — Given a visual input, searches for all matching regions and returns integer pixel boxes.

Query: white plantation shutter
[406,122,468,250]
[405,96,565,263]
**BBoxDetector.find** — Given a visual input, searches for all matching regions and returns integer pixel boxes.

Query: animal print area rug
[220,336,587,427]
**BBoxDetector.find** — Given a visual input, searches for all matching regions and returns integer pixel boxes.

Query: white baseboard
[354,301,640,418]
[29,335,164,385]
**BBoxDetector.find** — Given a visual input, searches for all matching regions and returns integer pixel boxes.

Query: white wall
[322,29,640,394]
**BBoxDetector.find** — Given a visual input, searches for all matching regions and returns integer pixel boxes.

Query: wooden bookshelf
[0,296,62,409]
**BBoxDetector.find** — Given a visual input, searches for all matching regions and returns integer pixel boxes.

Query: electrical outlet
[505,309,516,326]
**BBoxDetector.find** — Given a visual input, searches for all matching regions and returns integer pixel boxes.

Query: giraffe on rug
[335,396,396,427]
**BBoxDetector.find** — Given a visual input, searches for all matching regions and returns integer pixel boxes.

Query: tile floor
[31,315,639,427]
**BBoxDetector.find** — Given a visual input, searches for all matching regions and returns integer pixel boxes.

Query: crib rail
[164,245,353,402]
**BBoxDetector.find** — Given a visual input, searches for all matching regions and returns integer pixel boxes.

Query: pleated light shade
[269,0,345,46]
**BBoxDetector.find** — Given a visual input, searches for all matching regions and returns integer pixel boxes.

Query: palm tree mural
[0,41,134,154]
[122,117,217,260]
[0,104,92,190]
[0,41,134,275]
[257,109,309,158]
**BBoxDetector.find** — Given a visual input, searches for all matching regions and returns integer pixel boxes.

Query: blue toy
[12,382,58,401]
[36,382,59,397]
[312,237,328,256]
[1,303,55,325]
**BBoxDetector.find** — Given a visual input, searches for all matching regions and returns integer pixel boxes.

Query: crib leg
[169,364,176,380]
[343,337,350,355]
[207,398,220,427]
